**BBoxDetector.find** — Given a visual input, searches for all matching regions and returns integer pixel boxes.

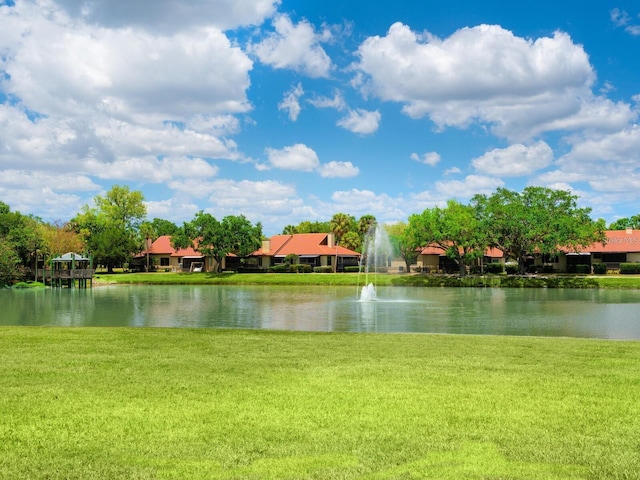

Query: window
[160,257,170,267]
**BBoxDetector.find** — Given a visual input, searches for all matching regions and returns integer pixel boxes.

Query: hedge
[619,263,640,274]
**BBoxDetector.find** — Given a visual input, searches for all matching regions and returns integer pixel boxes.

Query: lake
[3,285,640,339]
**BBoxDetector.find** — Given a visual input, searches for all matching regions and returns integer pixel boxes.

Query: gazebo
[49,252,95,288]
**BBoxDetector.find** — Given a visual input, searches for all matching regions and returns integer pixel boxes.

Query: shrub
[619,263,640,274]
[484,263,504,274]
[289,264,312,273]
[574,264,591,274]
[343,266,362,273]
[284,254,299,265]
[592,263,607,274]
[505,263,519,275]
[313,266,334,273]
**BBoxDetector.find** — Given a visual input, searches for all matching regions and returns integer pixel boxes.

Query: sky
[1,1,640,236]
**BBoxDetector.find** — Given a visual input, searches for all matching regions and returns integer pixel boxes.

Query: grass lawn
[1,328,639,479]
[94,271,640,289]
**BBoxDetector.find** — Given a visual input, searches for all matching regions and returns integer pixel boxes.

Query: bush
[289,264,312,273]
[592,263,607,274]
[619,263,640,274]
[569,264,591,274]
[484,263,504,274]
[343,266,362,273]
[313,266,334,273]
[505,263,519,275]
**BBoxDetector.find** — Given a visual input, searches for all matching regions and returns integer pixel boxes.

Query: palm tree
[329,213,355,245]
[139,222,156,272]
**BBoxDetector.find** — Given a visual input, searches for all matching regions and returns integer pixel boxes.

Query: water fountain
[358,224,393,302]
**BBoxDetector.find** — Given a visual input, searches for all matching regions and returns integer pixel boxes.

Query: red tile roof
[419,244,504,258]
[573,229,640,254]
[253,233,360,257]
[143,235,203,257]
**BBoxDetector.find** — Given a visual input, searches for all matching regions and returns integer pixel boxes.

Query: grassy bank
[94,271,640,288]
[1,328,639,479]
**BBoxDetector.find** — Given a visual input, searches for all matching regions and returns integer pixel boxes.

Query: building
[541,229,640,273]
[137,235,221,272]
[250,233,361,271]
[415,245,505,273]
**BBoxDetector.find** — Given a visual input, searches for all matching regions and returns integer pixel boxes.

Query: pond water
[2,285,640,339]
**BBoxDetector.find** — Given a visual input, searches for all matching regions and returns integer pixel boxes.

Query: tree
[385,222,418,272]
[341,231,361,252]
[173,212,262,273]
[39,221,85,259]
[407,200,486,276]
[357,215,377,237]
[71,185,147,273]
[0,238,22,286]
[139,221,157,272]
[281,220,331,234]
[473,187,607,274]
[329,213,356,245]
[609,215,640,230]
[0,201,45,277]
[150,217,179,236]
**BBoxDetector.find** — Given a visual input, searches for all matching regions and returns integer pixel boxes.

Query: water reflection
[2,285,640,340]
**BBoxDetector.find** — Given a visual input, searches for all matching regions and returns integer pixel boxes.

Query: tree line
[0,184,622,285]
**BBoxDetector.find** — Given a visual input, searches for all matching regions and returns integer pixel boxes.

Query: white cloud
[318,161,359,178]
[265,143,320,171]
[472,141,553,176]
[278,83,304,121]
[54,0,281,33]
[145,198,200,223]
[611,8,640,36]
[411,152,441,166]
[354,22,635,140]
[87,156,219,182]
[308,90,347,111]
[336,108,381,135]
[249,14,333,78]
[435,175,505,198]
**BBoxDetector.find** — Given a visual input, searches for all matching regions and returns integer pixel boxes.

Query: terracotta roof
[143,235,203,257]
[572,229,640,254]
[419,244,504,258]
[253,233,360,257]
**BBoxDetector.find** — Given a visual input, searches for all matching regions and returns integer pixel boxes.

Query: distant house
[540,229,640,272]
[250,233,361,271]
[415,245,505,273]
[138,235,231,272]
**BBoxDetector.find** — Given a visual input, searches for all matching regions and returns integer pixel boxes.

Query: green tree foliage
[385,222,418,272]
[0,237,22,286]
[150,218,179,236]
[281,220,331,234]
[340,231,361,252]
[329,213,356,245]
[407,200,486,276]
[609,215,640,230]
[0,201,45,279]
[173,212,262,273]
[473,187,607,274]
[71,185,147,273]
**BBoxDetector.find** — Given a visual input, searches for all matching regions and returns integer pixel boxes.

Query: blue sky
[1,0,639,235]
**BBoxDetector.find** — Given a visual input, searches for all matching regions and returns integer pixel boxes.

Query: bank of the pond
[1,327,638,479]
[93,271,640,289]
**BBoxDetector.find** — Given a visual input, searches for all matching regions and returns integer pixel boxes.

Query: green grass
[1,327,639,479]
[94,271,640,289]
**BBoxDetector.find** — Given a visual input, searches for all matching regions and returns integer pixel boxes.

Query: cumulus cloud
[354,22,634,140]
[249,14,333,78]
[435,175,504,198]
[278,83,304,121]
[336,108,381,134]
[265,143,320,171]
[318,161,359,178]
[54,0,281,33]
[411,152,441,166]
[472,141,553,176]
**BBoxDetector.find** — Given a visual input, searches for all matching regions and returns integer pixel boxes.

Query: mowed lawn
[1,328,639,479]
